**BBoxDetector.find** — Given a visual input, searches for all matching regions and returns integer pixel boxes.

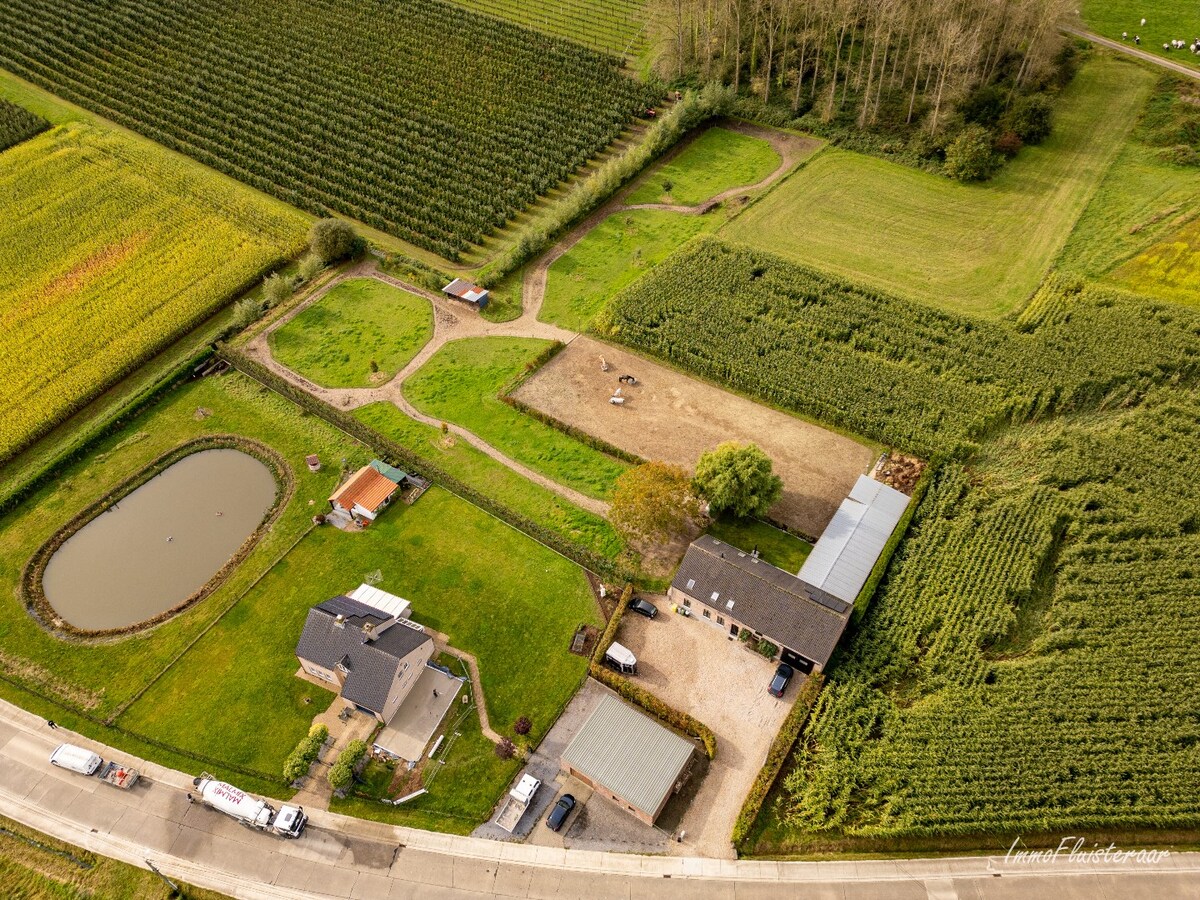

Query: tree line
[649,0,1072,134]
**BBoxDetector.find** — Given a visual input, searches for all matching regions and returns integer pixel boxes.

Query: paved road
[1,700,1197,899]
[1066,27,1200,81]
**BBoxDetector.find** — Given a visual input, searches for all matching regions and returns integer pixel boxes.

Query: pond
[42,449,278,631]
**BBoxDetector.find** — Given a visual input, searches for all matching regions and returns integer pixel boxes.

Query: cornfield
[0,123,307,461]
[0,0,659,260]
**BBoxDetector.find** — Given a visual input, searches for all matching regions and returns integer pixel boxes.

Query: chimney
[334,614,345,629]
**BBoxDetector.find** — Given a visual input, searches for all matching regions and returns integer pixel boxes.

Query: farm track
[249,124,808,522]
[1065,27,1200,81]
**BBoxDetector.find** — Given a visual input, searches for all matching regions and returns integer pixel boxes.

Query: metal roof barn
[560,694,693,823]
[798,475,910,604]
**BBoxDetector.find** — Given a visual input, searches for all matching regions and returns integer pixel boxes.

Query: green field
[1057,76,1200,306]
[0,122,307,461]
[1081,0,1200,69]
[121,486,598,767]
[722,56,1153,316]
[444,0,647,57]
[0,97,45,150]
[270,278,434,387]
[625,126,781,206]
[403,338,630,499]
[706,517,811,573]
[541,210,719,331]
[354,402,623,559]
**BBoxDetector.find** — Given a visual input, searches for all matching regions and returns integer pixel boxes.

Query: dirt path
[244,123,814,523]
[424,630,504,745]
[520,122,821,321]
[1065,27,1200,82]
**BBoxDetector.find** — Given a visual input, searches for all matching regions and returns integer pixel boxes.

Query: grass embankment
[353,402,623,559]
[1058,74,1200,307]
[403,338,629,499]
[0,122,307,460]
[270,278,433,387]
[541,210,718,331]
[625,125,781,206]
[722,56,1153,316]
[0,814,229,899]
[707,518,812,572]
[1079,0,1200,70]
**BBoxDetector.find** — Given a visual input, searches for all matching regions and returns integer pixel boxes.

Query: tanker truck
[192,773,307,838]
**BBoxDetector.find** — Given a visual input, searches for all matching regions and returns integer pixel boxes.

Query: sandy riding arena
[513,337,877,537]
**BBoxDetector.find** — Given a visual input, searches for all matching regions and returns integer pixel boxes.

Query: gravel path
[1065,27,1200,81]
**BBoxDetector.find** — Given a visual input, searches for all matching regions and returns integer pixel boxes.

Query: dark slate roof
[315,595,389,630]
[671,536,851,667]
[295,603,432,715]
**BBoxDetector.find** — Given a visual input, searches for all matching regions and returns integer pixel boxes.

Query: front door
[729,623,739,637]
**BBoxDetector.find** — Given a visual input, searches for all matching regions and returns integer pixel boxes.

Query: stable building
[295,589,433,723]
[441,278,489,309]
[669,536,851,674]
[669,475,911,674]
[328,460,406,526]
[560,694,694,825]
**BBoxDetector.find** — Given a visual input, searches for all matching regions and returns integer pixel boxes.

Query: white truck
[495,773,540,833]
[192,774,307,838]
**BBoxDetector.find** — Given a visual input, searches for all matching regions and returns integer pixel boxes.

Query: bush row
[329,739,369,792]
[592,583,634,663]
[284,724,329,784]
[730,674,824,849]
[588,663,717,759]
[219,346,637,584]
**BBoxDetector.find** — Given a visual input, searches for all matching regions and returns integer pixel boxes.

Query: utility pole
[144,859,185,898]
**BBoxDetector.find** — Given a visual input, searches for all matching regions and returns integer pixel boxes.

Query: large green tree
[308,218,359,264]
[610,461,700,545]
[693,441,783,519]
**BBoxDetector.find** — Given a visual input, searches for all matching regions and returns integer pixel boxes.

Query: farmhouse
[669,476,911,673]
[442,278,489,309]
[328,459,406,525]
[295,588,433,723]
[560,694,694,825]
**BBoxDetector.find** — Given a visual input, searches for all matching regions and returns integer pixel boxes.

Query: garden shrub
[943,125,1000,181]
[1005,94,1053,145]
[328,739,368,792]
[283,723,328,783]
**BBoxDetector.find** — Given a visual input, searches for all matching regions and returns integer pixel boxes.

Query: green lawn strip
[332,693,521,834]
[541,209,718,331]
[721,56,1153,317]
[353,402,623,559]
[706,517,812,573]
[269,278,434,388]
[0,375,367,723]
[625,126,781,206]
[1080,0,1200,70]
[123,487,598,777]
[403,337,629,500]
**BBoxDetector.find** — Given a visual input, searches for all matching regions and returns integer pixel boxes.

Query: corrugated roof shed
[442,278,489,304]
[369,459,407,484]
[329,464,398,514]
[798,475,910,604]
[560,695,693,819]
[671,536,850,667]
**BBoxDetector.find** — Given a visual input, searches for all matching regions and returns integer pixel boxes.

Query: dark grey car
[769,663,793,697]
[546,794,576,832]
[629,597,658,619]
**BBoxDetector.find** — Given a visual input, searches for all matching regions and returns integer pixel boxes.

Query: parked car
[49,743,102,776]
[546,793,576,832]
[768,663,793,698]
[629,597,658,619]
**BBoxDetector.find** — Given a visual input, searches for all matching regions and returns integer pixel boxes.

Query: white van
[49,743,102,776]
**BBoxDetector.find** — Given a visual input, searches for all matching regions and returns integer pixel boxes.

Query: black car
[629,597,658,619]
[546,793,576,832]
[768,663,793,698]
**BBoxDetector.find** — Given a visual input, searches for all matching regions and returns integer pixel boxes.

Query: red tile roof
[329,465,398,514]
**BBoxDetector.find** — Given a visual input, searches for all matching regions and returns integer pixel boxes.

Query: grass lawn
[0,814,229,900]
[0,374,371,789]
[625,126,781,206]
[353,402,623,559]
[403,338,630,499]
[270,278,433,387]
[541,209,719,331]
[721,56,1153,317]
[122,487,598,777]
[706,517,812,573]
[1080,0,1200,70]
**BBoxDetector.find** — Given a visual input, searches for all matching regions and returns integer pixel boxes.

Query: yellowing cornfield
[0,123,307,461]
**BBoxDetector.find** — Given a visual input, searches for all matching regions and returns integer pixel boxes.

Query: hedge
[328,739,368,792]
[588,663,717,759]
[219,345,638,583]
[283,723,329,783]
[730,673,824,849]
[592,583,634,663]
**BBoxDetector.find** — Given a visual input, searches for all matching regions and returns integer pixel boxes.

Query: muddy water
[42,449,277,631]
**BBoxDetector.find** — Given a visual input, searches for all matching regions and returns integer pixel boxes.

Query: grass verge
[625,125,781,205]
